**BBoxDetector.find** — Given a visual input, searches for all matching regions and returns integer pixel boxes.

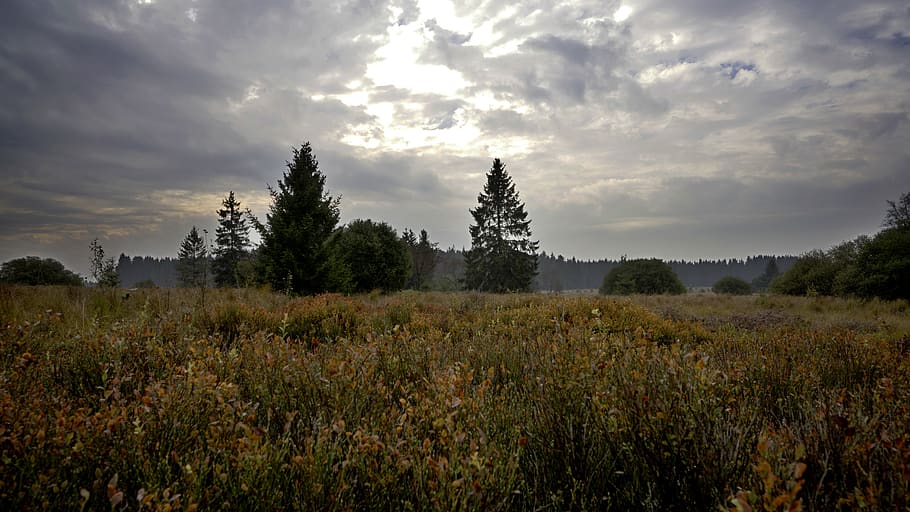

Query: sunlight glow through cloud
[613,5,633,23]
[365,6,471,97]
[4,0,906,271]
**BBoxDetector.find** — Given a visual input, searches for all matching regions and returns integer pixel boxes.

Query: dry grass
[1,286,908,510]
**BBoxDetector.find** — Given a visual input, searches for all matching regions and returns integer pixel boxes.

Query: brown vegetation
[1,286,908,510]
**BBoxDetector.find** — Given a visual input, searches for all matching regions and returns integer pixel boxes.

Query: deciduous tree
[0,256,83,286]
[89,239,119,287]
[325,219,410,293]
[600,258,686,295]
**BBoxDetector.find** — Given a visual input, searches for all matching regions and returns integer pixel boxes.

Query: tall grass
[1,285,908,510]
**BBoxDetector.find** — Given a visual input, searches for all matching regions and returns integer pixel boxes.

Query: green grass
[1,286,908,510]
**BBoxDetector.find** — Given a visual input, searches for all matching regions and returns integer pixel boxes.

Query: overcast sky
[2,0,908,276]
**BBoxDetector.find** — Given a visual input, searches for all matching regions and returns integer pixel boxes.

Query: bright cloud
[1,0,908,273]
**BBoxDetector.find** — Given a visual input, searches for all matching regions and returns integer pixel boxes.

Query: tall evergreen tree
[414,229,438,290]
[258,142,340,295]
[212,191,251,287]
[464,158,538,292]
[177,226,208,288]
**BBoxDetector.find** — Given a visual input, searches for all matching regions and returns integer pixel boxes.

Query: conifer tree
[212,191,251,287]
[402,228,438,290]
[258,142,340,294]
[177,226,208,288]
[464,158,538,292]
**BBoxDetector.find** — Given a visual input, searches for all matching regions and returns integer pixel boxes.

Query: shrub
[713,276,752,295]
[854,227,910,300]
[771,250,838,296]
[599,258,686,295]
[772,237,873,297]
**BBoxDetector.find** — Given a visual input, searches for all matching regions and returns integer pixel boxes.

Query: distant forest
[117,251,795,291]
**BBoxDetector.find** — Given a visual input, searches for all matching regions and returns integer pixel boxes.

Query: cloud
[1,0,909,275]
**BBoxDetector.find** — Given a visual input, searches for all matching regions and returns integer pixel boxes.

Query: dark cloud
[2,0,909,275]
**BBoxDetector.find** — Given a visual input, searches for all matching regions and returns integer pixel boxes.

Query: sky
[1,0,908,277]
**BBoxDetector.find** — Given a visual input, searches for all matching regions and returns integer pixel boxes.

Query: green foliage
[600,258,686,295]
[771,238,868,297]
[325,219,410,294]
[750,258,779,292]
[0,256,83,286]
[212,191,252,288]
[133,279,157,289]
[176,226,208,288]
[465,158,538,292]
[258,142,340,295]
[713,275,752,295]
[773,193,910,300]
[89,238,119,287]
[770,250,837,296]
[854,227,910,300]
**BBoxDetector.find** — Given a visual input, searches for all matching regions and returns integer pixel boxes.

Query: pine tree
[258,142,340,295]
[414,229,438,290]
[464,158,538,292]
[402,229,438,290]
[212,191,251,287]
[177,226,208,288]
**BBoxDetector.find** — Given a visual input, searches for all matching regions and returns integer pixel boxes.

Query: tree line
[1,140,906,301]
[171,143,441,295]
[768,192,910,300]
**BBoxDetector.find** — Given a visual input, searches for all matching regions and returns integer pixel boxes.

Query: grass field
[1,286,908,510]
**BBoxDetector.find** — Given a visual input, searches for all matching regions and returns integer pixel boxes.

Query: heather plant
[1,286,908,510]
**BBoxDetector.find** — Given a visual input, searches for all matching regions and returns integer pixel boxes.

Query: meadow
[1,286,908,510]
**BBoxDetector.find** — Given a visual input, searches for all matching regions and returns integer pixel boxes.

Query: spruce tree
[464,158,538,292]
[177,226,208,288]
[402,228,438,290]
[212,191,251,287]
[259,142,340,295]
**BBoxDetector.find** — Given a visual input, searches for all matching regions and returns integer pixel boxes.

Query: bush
[854,227,910,300]
[600,258,686,295]
[771,250,838,296]
[0,256,83,286]
[324,219,411,293]
[713,276,752,295]
[772,237,872,297]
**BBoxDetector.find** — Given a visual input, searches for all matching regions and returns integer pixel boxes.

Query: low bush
[1,287,908,510]
[600,258,686,295]
[713,276,752,295]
